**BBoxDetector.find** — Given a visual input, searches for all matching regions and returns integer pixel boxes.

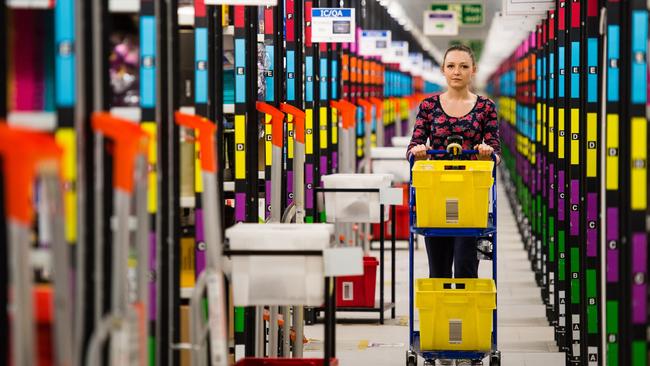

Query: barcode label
[446,199,459,224]
[343,282,354,301]
[449,319,462,344]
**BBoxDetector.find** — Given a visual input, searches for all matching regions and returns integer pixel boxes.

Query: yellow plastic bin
[411,160,494,228]
[415,278,496,352]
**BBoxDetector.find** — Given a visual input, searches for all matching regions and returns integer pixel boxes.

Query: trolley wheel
[423,360,435,366]
[406,350,418,366]
[489,350,501,366]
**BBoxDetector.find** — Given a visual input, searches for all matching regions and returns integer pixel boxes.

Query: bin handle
[331,99,356,130]
[357,99,373,124]
[369,97,383,120]
[174,112,217,173]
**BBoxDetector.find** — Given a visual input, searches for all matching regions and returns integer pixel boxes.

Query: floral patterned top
[406,94,500,159]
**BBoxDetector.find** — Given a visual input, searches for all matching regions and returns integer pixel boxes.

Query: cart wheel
[422,360,435,366]
[489,350,501,366]
[406,350,418,366]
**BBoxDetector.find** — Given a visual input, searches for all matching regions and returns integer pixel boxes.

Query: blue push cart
[406,149,501,366]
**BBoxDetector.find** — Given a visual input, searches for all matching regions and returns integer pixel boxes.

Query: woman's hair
[443,44,476,66]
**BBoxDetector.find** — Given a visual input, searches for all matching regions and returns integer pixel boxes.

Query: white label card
[358,30,392,57]
[423,10,459,36]
[311,8,356,43]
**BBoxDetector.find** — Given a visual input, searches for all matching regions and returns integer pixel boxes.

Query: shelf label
[423,11,459,36]
[311,8,356,43]
[359,30,392,57]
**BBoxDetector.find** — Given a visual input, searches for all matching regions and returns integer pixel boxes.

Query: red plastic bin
[336,256,378,307]
[372,205,410,240]
[235,359,338,366]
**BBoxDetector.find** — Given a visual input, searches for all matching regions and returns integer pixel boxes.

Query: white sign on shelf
[205,0,277,5]
[423,10,459,36]
[311,8,356,43]
[358,30,392,57]
[382,41,409,64]
[409,53,424,76]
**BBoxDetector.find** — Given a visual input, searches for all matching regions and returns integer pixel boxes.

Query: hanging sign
[310,8,356,43]
[382,41,409,64]
[430,3,484,26]
[423,11,459,36]
[205,0,277,5]
[358,30,392,57]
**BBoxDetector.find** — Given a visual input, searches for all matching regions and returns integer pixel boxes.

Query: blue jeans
[424,236,479,278]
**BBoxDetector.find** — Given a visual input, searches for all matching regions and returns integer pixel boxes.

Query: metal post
[379,203,385,324]
[391,204,396,319]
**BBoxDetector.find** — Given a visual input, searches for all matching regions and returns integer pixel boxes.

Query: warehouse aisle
[304,174,566,365]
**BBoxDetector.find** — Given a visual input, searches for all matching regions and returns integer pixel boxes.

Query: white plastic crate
[225,223,334,306]
[371,147,410,183]
[391,136,411,147]
[320,173,393,223]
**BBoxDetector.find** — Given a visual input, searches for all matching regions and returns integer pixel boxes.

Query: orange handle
[256,102,286,148]
[369,97,383,120]
[91,112,149,193]
[0,124,63,224]
[331,99,357,130]
[357,99,373,124]
[280,103,306,144]
[174,112,218,173]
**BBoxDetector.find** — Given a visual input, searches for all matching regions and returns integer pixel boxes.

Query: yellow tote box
[411,160,494,228]
[415,278,496,351]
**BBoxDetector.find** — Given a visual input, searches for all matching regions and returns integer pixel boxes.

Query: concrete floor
[303,176,566,366]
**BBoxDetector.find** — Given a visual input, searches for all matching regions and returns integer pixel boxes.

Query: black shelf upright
[539,17,550,319]
[566,1,585,363]
[554,0,569,350]
[581,0,603,364]
[159,0,182,363]
[304,0,317,223]
[0,1,7,364]
[316,0,331,192]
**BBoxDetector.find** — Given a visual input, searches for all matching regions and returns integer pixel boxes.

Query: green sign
[431,3,483,26]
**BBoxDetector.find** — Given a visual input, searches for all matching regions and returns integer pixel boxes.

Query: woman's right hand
[409,144,430,160]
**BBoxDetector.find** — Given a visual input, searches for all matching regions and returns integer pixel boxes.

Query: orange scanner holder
[280,103,306,144]
[91,112,149,194]
[369,97,383,121]
[357,99,373,124]
[256,102,286,147]
[0,123,63,224]
[330,99,357,130]
[174,112,218,173]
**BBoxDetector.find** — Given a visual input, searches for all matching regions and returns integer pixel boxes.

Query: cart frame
[406,149,501,366]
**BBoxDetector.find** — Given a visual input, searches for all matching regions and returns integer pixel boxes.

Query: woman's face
[443,50,476,90]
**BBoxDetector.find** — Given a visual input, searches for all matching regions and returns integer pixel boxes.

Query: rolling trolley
[406,146,501,366]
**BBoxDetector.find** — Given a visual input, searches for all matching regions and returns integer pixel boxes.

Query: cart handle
[174,112,217,173]
[368,97,383,120]
[256,102,286,148]
[92,112,149,193]
[280,103,306,144]
[331,99,357,130]
[357,99,373,124]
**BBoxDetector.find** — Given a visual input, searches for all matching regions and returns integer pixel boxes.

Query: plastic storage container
[335,256,379,307]
[391,136,411,147]
[372,205,410,240]
[225,223,334,306]
[370,147,410,183]
[412,160,494,228]
[235,359,338,366]
[415,278,496,352]
[320,173,392,223]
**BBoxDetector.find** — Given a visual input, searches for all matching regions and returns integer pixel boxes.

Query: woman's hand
[409,144,430,160]
[474,143,494,160]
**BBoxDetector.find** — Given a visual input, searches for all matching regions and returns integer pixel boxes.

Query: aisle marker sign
[311,8,355,43]
[423,11,459,36]
[430,3,483,26]
[359,30,391,57]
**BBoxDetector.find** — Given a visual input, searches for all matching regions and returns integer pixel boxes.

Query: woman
[407,44,500,280]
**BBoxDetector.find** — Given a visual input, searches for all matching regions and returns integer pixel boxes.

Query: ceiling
[392,0,550,89]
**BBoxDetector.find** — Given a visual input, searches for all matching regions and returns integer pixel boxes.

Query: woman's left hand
[474,143,494,160]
